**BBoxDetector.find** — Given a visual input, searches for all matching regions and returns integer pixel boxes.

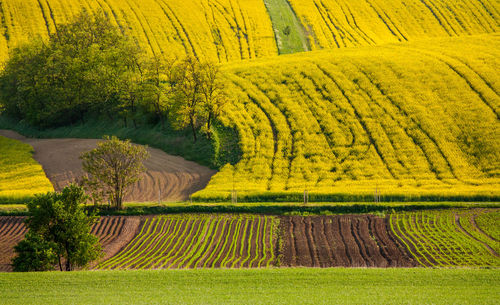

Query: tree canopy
[12,185,101,271]
[80,136,150,210]
[0,10,228,141]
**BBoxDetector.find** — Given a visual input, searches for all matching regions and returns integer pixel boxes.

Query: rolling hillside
[0,1,498,202]
[0,0,277,63]
[288,0,500,50]
[195,34,500,201]
[0,136,53,203]
[0,0,498,63]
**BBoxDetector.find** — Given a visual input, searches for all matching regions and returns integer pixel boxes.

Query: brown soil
[0,217,27,271]
[280,215,416,267]
[0,130,216,202]
[0,216,140,271]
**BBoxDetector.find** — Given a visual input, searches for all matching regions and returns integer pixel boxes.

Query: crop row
[194,34,500,201]
[389,209,500,267]
[0,0,277,63]
[287,0,500,50]
[0,136,53,203]
[96,214,277,269]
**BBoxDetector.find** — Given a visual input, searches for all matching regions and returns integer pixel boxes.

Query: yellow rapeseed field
[0,0,277,63]
[194,34,500,201]
[288,0,500,50]
[0,0,498,63]
[0,136,53,202]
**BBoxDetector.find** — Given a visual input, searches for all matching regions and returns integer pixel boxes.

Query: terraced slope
[288,0,500,50]
[194,34,500,201]
[96,214,277,270]
[390,209,500,267]
[0,136,53,203]
[0,0,277,63]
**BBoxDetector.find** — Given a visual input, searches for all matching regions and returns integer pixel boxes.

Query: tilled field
[280,215,416,267]
[1,210,498,271]
[0,216,140,271]
[0,217,27,271]
[96,215,277,270]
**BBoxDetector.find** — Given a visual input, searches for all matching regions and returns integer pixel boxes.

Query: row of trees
[0,11,227,141]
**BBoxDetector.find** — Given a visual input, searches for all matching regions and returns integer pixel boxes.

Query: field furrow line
[154,219,197,269]
[136,218,185,269]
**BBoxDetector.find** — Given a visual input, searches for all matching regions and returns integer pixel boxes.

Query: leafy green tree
[199,62,228,137]
[0,10,140,127]
[80,136,150,209]
[12,232,58,272]
[12,185,101,271]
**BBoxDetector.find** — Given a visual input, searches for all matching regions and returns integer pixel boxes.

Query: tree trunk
[190,116,197,142]
[58,256,63,272]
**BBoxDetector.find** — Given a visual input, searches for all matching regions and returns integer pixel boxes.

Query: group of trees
[0,10,227,141]
[13,136,150,271]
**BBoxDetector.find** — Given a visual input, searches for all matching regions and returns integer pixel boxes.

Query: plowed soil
[280,215,417,267]
[0,216,140,271]
[0,130,216,202]
[97,215,277,270]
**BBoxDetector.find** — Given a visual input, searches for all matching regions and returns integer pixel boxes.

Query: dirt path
[0,130,216,202]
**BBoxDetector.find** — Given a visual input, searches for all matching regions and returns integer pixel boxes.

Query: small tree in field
[80,136,149,209]
[12,185,101,271]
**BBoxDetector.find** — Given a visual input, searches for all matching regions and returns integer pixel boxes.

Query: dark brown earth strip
[280,215,418,268]
[324,217,349,266]
[357,216,386,267]
[351,217,374,267]
[312,217,335,267]
[340,216,366,267]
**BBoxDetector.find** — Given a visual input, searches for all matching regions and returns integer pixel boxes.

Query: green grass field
[0,268,498,304]
[263,0,309,54]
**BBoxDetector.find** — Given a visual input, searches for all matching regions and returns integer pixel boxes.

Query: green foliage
[21,185,102,271]
[12,232,58,272]
[80,136,150,209]
[0,10,140,127]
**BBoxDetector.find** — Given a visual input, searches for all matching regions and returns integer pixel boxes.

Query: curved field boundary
[196,34,500,202]
[389,209,500,267]
[0,130,216,203]
[0,216,140,271]
[280,215,417,267]
[95,214,277,270]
